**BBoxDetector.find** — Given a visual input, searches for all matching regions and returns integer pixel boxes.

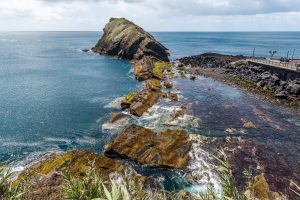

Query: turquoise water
[0,32,139,164]
[0,31,300,185]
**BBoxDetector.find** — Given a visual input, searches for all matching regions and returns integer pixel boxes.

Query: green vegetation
[0,164,24,200]
[64,165,193,200]
[1,150,288,200]
[153,62,171,80]
[269,50,277,59]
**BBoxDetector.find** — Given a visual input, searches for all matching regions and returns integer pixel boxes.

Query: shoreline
[178,53,300,113]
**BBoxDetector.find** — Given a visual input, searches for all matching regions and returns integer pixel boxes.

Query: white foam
[104,97,124,109]
[186,134,222,197]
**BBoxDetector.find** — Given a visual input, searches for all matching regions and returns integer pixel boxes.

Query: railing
[247,58,300,72]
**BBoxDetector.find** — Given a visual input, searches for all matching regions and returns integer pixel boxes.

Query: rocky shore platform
[178,53,300,111]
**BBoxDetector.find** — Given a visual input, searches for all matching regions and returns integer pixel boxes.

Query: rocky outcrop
[121,89,160,117]
[92,18,169,62]
[104,124,191,169]
[16,149,145,200]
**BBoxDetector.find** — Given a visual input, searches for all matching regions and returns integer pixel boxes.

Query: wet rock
[275,91,288,99]
[129,90,159,117]
[243,121,256,129]
[133,57,154,81]
[109,112,131,123]
[104,124,191,169]
[121,92,138,109]
[81,49,90,52]
[163,81,173,89]
[289,83,300,95]
[169,93,178,101]
[92,18,169,62]
[16,150,125,184]
[190,75,196,80]
[16,149,146,200]
[153,61,171,80]
[146,79,161,91]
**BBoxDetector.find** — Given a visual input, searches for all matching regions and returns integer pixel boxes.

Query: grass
[290,181,300,197]
[0,164,24,200]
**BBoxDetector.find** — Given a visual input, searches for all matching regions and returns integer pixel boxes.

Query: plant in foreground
[290,180,300,197]
[0,164,24,200]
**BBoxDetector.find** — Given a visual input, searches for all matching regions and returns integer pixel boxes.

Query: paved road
[247,58,300,72]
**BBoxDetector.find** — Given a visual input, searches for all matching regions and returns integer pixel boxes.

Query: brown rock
[109,112,131,123]
[133,57,155,81]
[104,124,191,169]
[16,149,142,200]
[146,79,161,91]
[92,18,169,62]
[129,90,159,116]
[169,93,178,101]
[163,81,173,89]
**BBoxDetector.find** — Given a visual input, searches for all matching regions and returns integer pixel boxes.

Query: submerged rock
[92,18,169,62]
[104,124,191,169]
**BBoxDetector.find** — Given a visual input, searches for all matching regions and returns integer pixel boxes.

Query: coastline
[2,21,300,200]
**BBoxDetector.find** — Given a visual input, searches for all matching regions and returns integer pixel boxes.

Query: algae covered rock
[121,89,159,117]
[104,124,191,169]
[92,18,169,62]
[15,149,135,200]
[146,79,161,91]
[129,90,159,116]
[16,150,125,185]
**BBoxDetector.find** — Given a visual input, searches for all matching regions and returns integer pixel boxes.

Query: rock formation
[92,18,169,62]
[104,124,191,169]
[16,149,145,200]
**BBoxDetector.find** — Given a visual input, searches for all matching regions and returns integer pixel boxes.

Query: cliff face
[92,18,169,62]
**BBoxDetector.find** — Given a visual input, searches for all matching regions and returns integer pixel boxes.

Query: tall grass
[0,164,24,200]
[290,181,300,197]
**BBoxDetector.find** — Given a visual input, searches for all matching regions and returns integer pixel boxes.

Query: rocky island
[2,18,300,200]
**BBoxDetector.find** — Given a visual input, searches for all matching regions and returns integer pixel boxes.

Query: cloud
[0,0,300,31]
[38,0,300,15]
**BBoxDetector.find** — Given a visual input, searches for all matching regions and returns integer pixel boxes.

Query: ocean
[0,31,300,192]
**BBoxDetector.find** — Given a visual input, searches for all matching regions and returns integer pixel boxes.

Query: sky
[1,0,300,31]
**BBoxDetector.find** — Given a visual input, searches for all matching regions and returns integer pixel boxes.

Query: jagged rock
[104,124,191,169]
[275,91,288,99]
[163,81,173,89]
[169,93,178,101]
[16,150,125,184]
[190,75,196,80]
[146,79,161,91]
[289,83,300,95]
[16,149,145,200]
[121,92,138,109]
[133,57,155,81]
[129,90,159,116]
[92,18,169,62]
[109,112,131,123]
[153,61,171,80]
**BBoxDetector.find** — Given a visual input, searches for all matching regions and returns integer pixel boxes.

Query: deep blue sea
[0,32,300,192]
